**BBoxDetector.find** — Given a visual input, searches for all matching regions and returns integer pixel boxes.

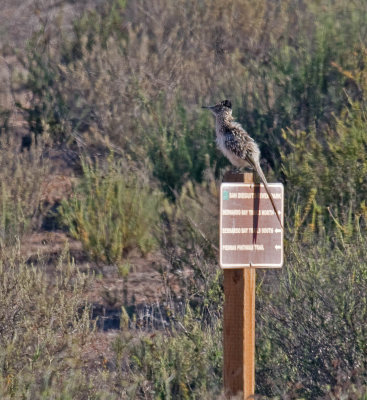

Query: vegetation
[1,0,367,398]
[0,246,95,399]
[59,156,161,264]
[0,136,50,248]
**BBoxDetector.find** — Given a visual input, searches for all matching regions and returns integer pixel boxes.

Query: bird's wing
[223,126,254,159]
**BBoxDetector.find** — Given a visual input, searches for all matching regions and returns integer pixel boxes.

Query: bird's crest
[221,99,232,109]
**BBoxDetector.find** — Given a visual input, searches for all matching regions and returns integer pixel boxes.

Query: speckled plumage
[202,99,283,228]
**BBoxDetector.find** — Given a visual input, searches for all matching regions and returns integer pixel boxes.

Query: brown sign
[220,183,284,268]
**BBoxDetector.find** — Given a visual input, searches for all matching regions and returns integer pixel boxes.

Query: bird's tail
[249,158,283,229]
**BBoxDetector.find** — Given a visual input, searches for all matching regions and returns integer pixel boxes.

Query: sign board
[220,183,284,268]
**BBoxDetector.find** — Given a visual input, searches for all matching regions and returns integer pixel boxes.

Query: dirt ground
[21,225,169,330]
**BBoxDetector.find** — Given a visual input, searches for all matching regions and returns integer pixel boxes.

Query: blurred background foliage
[1,0,367,398]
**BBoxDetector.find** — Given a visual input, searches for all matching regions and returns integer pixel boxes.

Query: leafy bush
[59,156,161,264]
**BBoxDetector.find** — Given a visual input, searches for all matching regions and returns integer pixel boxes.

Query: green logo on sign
[223,190,229,200]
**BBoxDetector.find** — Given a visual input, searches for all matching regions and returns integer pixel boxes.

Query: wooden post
[223,172,256,399]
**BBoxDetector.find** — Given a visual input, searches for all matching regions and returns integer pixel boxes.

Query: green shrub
[141,99,228,197]
[114,308,223,399]
[281,96,367,238]
[237,2,367,168]
[256,231,367,398]
[0,137,50,248]
[59,157,161,264]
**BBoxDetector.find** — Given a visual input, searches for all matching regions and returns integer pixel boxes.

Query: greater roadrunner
[202,99,283,228]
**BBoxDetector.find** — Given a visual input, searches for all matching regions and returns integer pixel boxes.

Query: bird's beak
[202,105,217,116]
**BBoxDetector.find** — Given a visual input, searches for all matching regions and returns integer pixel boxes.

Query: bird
[202,99,283,229]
